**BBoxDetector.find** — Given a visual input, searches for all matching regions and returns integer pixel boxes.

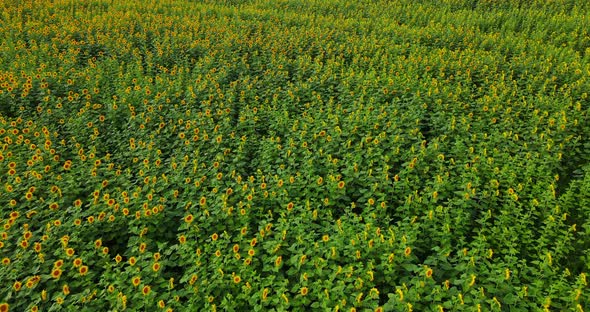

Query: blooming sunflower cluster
[1,0,589,311]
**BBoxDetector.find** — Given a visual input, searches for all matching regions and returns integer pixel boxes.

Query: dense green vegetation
[1,0,589,310]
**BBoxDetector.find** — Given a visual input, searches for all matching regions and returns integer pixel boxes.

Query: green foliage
[0,0,589,311]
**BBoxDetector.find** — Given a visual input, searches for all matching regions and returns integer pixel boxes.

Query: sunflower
[51,268,63,279]
[79,266,88,276]
[300,287,308,296]
[54,259,64,268]
[139,243,146,253]
[425,267,433,278]
[404,247,412,257]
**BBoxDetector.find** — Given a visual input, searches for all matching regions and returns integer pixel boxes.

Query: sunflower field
[1,0,589,311]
